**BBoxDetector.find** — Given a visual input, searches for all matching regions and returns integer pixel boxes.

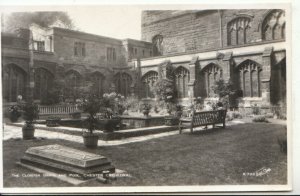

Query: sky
[66,6,142,40]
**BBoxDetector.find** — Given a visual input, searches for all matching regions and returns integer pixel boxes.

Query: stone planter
[46,119,61,127]
[83,133,99,148]
[70,112,81,119]
[142,109,150,117]
[98,118,121,133]
[164,116,179,126]
[22,124,35,140]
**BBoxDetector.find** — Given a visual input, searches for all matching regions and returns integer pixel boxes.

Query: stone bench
[179,109,227,134]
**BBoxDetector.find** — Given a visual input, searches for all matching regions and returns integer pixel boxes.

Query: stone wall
[52,28,126,68]
[141,9,283,56]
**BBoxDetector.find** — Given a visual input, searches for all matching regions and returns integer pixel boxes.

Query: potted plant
[141,103,152,117]
[96,92,124,132]
[8,105,22,123]
[21,102,39,140]
[164,103,182,126]
[80,94,101,148]
[174,104,183,118]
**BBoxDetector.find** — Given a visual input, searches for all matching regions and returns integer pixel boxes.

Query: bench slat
[179,109,227,134]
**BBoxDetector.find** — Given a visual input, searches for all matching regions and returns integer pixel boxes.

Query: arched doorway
[34,68,54,102]
[141,71,158,98]
[90,72,105,97]
[2,64,27,102]
[236,60,262,98]
[174,66,190,98]
[114,72,132,97]
[199,63,223,98]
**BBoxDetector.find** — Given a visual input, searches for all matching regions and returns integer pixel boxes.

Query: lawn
[3,121,287,187]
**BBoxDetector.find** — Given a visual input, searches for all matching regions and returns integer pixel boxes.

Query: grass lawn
[3,121,287,187]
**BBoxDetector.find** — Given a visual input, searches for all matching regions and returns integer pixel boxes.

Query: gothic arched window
[237,60,262,97]
[262,10,285,41]
[34,68,54,101]
[91,72,105,97]
[2,64,27,102]
[141,71,158,98]
[174,67,190,98]
[114,72,132,97]
[152,35,164,56]
[201,63,223,97]
[65,70,82,100]
[227,17,251,46]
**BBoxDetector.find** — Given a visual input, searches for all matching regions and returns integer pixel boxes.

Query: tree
[2,12,74,32]
[212,79,237,109]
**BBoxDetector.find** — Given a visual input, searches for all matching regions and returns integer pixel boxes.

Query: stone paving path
[2,120,246,146]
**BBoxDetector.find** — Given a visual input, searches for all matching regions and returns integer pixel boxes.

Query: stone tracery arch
[174,66,190,98]
[227,17,252,46]
[236,59,262,97]
[200,63,223,97]
[2,64,27,102]
[90,71,105,97]
[141,71,158,98]
[114,72,132,97]
[262,9,285,41]
[34,67,54,101]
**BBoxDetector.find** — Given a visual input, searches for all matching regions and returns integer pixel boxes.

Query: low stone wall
[120,115,165,129]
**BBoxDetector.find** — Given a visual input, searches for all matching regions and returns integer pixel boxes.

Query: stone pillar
[135,58,142,98]
[110,83,116,93]
[261,46,273,106]
[221,52,233,82]
[158,60,171,80]
[188,56,198,99]
[55,62,65,103]
[130,84,135,97]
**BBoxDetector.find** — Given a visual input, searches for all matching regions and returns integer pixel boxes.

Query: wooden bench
[179,109,227,134]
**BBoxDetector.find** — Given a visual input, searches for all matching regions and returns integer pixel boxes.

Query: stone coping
[9,122,176,134]
[120,115,165,120]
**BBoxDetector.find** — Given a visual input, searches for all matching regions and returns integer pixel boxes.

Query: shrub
[8,105,22,122]
[212,79,236,109]
[251,104,260,115]
[226,111,242,121]
[124,95,140,112]
[252,115,269,123]
[232,111,243,119]
[21,102,39,125]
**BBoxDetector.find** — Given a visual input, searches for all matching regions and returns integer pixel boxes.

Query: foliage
[252,115,269,123]
[194,97,203,111]
[123,95,139,112]
[101,92,126,118]
[226,111,243,121]
[251,104,260,115]
[2,12,74,32]
[153,78,177,104]
[40,79,66,105]
[21,102,39,124]
[212,79,236,109]
[154,61,177,104]
[174,104,183,118]
[79,94,102,133]
[8,105,22,122]
[140,103,152,111]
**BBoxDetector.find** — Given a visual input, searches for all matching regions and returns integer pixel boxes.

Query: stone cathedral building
[2,9,287,111]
